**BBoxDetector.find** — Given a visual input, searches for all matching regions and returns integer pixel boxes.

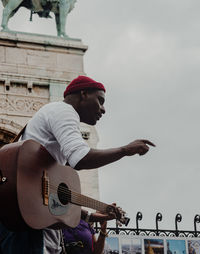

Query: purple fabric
[63,220,95,254]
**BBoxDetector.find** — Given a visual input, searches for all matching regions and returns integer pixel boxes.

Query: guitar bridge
[42,170,49,206]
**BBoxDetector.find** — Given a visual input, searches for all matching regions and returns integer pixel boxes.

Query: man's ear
[80,90,88,100]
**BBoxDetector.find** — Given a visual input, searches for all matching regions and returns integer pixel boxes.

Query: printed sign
[101,235,200,254]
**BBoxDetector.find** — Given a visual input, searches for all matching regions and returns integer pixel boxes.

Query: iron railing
[94,212,200,237]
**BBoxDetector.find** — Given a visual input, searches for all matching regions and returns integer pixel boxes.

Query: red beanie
[63,76,106,97]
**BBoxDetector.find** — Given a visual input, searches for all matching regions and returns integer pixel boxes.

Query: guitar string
[42,174,108,209]
[43,184,123,220]
[47,184,106,207]
[46,187,122,221]
[48,184,106,204]
[45,184,108,211]
[42,176,123,219]
[50,191,107,211]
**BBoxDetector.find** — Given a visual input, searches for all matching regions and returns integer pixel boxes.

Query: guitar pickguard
[49,193,69,216]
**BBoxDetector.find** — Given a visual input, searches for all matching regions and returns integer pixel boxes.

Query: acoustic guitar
[0,139,129,231]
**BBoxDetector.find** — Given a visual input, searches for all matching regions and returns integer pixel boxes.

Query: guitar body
[0,140,81,231]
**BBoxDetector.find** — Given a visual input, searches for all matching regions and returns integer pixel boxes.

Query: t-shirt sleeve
[48,104,90,168]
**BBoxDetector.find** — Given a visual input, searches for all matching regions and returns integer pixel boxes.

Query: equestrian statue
[0,0,77,37]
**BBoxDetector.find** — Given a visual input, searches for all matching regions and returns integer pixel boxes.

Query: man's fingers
[107,212,117,219]
[141,140,156,147]
[138,145,149,155]
[139,150,148,156]
[96,212,116,221]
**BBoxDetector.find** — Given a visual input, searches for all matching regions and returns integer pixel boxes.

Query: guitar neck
[70,190,108,213]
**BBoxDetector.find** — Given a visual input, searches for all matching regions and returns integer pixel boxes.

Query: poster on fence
[121,237,142,254]
[144,239,164,254]
[102,235,200,254]
[188,240,200,254]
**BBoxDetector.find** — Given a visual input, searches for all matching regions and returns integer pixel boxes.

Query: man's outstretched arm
[75,139,155,170]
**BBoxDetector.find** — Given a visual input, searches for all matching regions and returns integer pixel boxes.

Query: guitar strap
[11,124,27,143]
[60,230,67,254]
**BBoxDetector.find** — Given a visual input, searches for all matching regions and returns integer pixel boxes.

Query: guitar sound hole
[58,183,70,205]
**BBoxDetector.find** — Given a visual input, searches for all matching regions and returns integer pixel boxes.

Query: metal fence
[94,212,200,237]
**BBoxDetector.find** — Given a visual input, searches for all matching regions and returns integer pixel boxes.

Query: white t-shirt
[22,101,90,168]
[21,101,90,254]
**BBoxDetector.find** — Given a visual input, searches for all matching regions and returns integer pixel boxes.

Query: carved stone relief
[0,78,50,146]
[0,80,49,117]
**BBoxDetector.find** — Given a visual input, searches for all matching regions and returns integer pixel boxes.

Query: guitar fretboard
[70,190,108,213]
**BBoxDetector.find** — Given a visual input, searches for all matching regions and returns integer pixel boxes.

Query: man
[0,75,155,253]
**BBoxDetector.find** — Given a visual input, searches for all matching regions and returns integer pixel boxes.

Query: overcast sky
[1,0,200,231]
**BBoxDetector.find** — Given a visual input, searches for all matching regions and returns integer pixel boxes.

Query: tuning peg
[124,216,130,226]
[116,220,122,227]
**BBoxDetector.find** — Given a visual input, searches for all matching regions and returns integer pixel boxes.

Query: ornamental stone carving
[0,80,49,117]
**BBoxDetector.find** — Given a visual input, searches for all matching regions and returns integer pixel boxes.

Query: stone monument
[0,4,101,201]
[1,0,76,37]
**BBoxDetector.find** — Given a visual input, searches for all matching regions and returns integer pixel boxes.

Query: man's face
[80,89,105,125]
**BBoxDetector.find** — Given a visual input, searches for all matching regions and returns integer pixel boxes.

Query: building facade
[0,31,100,200]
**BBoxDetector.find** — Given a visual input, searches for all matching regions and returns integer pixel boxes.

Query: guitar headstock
[117,215,130,227]
[106,205,130,227]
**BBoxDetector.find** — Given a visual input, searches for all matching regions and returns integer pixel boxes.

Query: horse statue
[1,0,77,37]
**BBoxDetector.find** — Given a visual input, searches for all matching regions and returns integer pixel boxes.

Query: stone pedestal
[0,31,100,201]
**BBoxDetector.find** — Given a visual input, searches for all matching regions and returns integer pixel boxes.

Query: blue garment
[0,223,43,254]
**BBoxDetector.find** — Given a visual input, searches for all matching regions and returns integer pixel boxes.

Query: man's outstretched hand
[123,139,155,156]
[76,139,155,170]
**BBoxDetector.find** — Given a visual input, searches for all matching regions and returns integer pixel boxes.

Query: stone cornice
[0,31,88,54]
